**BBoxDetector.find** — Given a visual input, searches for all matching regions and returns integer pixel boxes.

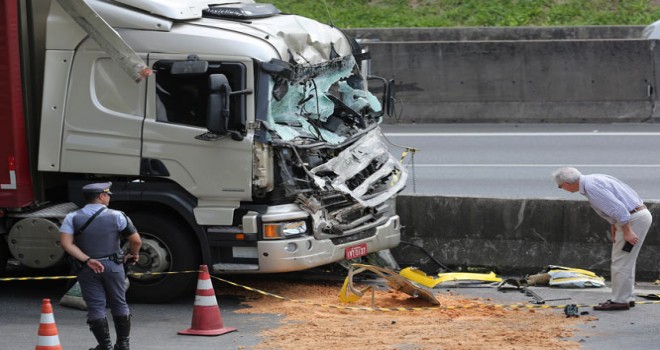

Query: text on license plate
[345,243,368,260]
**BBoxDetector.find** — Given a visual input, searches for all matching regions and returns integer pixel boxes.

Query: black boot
[87,318,113,350]
[113,315,131,350]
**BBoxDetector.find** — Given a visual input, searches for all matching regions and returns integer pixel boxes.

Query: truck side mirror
[386,79,396,117]
[206,74,231,135]
[368,76,397,118]
[171,59,208,75]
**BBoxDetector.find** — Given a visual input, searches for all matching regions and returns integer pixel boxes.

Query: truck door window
[94,58,143,116]
[153,60,246,130]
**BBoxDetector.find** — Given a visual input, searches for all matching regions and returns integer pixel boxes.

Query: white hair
[551,167,582,185]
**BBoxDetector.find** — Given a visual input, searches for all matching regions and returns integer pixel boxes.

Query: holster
[108,251,125,264]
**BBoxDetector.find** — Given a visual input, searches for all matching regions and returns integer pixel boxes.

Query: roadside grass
[270,0,660,28]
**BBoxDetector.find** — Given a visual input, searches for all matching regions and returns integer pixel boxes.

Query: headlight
[263,221,308,239]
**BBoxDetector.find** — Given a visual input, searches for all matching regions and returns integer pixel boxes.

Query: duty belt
[93,252,124,263]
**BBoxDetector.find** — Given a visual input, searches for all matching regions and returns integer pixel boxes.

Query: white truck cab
[1,0,406,302]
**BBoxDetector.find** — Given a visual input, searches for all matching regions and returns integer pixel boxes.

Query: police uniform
[60,182,138,350]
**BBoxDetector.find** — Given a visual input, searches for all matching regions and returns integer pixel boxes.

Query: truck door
[143,54,253,224]
[57,50,146,175]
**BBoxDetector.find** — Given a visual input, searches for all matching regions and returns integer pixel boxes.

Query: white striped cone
[36,298,62,350]
[178,265,236,336]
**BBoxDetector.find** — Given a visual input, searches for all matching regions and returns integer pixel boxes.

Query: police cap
[82,182,113,195]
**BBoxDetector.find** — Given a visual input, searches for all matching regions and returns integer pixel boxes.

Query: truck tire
[0,237,9,274]
[125,212,200,303]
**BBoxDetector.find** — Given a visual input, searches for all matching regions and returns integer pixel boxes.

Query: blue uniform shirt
[61,204,129,257]
[60,204,128,234]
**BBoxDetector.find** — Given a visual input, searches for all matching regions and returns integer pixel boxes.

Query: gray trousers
[611,209,652,303]
[78,260,130,321]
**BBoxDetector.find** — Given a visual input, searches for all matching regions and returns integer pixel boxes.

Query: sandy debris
[218,279,590,350]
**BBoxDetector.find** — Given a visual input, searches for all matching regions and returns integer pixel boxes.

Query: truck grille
[291,129,405,239]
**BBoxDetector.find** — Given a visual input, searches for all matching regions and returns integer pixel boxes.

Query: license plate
[345,243,368,260]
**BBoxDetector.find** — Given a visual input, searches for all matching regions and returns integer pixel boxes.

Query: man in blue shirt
[60,182,141,349]
[553,167,652,311]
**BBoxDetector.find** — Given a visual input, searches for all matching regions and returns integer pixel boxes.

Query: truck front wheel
[124,212,200,303]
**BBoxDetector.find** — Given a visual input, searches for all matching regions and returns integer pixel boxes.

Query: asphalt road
[0,264,280,350]
[3,267,660,350]
[382,123,660,200]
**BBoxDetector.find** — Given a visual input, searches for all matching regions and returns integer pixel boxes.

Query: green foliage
[269,0,660,28]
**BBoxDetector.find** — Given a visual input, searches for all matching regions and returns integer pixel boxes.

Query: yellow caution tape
[399,147,419,163]
[0,270,198,282]
[399,150,408,162]
[391,147,419,186]
[5,270,660,311]
[0,275,77,281]
[129,270,199,276]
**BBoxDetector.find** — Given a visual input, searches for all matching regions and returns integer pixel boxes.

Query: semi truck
[0,0,407,302]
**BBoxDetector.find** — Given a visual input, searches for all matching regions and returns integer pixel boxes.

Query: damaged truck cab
[0,0,406,302]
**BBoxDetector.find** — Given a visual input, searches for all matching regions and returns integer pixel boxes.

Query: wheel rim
[123,232,171,281]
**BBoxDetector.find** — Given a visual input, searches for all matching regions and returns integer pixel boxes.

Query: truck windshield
[267,56,381,145]
[259,55,406,210]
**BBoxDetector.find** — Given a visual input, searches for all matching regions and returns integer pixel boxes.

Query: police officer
[60,182,141,350]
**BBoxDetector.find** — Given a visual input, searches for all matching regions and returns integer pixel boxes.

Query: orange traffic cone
[178,265,236,336]
[36,298,62,350]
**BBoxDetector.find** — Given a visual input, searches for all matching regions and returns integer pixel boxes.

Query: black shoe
[87,318,113,350]
[113,315,131,350]
[593,300,630,311]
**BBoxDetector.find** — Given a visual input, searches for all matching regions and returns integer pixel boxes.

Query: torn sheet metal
[309,129,407,208]
[248,13,353,65]
[340,263,440,305]
[400,267,502,288]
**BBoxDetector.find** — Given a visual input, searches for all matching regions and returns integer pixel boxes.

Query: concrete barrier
[392,195,660,280]
[345,27,660,123]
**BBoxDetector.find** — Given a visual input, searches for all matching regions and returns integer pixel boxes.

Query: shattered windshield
[266,56,382,145]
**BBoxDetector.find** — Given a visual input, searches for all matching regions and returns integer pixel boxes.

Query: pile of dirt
[219,279,590,349]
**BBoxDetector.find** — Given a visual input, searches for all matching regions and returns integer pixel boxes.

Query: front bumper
[252,215,401,273]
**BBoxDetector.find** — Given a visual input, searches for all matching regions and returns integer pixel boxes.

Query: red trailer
[0,0,34,209]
